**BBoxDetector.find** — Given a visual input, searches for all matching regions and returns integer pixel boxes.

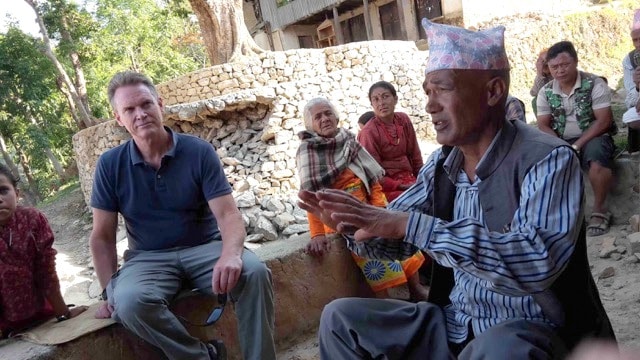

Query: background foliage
[0,0,207,202]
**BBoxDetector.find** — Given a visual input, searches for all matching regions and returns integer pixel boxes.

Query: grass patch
[613,134,628,159]
[612,103,626,123]
[38,180,81,207]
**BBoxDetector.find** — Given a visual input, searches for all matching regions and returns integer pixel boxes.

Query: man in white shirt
[536,41,615,237]
[622,9,640,152]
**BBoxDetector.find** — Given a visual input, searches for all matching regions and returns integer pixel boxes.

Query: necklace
[376,117,403,146]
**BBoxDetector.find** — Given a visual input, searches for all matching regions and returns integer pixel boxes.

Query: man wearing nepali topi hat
[298,19,614,359]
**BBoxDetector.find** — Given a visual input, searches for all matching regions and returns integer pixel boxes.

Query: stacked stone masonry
[74,8,633,242]
[74,41,433,243]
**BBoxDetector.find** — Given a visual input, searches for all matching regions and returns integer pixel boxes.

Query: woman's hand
[306,235,331,256]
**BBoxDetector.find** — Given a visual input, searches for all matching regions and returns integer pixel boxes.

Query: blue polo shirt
[91,128,232,251]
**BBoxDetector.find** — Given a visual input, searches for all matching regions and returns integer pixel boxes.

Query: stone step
[2,235,370,360]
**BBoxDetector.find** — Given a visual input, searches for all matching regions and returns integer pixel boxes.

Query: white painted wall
[279,28,300,50]
[461,0,587,26]
[254,32,271,51]
[441,0,462,17]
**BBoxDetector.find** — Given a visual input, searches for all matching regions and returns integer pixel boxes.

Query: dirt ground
[40,185,640,358]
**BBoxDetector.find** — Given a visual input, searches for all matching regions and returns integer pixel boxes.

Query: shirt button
[157,175,162,179]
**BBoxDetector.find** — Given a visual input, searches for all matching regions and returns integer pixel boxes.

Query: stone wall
[156,5,635,120]
[73,5,634,241]
[156,49,327,106]
[73,41,431,242]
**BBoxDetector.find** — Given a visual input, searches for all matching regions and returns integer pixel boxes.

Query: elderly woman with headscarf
[296,97,428,300]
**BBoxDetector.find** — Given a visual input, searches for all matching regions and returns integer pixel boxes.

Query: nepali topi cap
[633,9,640,31]
[421,18,510,74]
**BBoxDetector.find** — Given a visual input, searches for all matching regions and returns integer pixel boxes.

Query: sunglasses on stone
[179,293,227,327]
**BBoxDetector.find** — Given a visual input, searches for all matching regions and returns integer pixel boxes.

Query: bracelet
[571,144,580,153]
[56,309,72,322]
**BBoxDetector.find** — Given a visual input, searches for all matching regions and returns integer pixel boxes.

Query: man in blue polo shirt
[89,71,275,360]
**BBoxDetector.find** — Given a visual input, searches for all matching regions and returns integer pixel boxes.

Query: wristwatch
[571,144,580,152]
[99,288,108,301]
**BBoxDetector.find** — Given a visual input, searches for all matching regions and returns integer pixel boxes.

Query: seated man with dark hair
[536,40,616,237]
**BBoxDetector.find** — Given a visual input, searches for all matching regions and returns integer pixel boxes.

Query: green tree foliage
[0,0,208,201]
[0,28,75,198]
[87,0,207,117]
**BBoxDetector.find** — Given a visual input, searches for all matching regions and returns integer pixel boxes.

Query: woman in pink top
[0,165,87,337]
[358,81,424,202]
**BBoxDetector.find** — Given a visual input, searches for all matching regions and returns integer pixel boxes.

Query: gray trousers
[319,298,566,360]
[106,241,276,360]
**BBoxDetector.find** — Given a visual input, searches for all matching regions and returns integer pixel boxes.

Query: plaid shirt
[296,128,383,194]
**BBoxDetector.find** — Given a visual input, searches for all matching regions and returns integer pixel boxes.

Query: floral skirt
[351,251,425,292]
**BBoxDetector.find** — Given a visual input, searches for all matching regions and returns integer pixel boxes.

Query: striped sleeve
[404,147,583,296]
[345,150,440,261]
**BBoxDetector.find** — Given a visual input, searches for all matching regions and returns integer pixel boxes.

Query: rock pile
[73,41,434,243]
[597,215,640,265]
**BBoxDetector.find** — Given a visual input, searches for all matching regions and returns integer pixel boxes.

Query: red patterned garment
[357,112,424,201]
[0,207,58,335]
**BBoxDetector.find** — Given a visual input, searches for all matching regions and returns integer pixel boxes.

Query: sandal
[587,212,611,237]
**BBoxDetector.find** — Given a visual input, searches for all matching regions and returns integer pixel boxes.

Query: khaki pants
[106,240,275,360]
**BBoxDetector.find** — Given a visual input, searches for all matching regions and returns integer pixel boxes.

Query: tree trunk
[188,0,264,65]
[24,109,66,181]
[128,48,140,72]
[55,75,83,129]
[0,135,22,181]
[43,147,65,180]
[59,13,91,114]
[8,137,41,204]
[24,0,94,129]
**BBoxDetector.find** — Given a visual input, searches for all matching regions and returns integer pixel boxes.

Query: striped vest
[544,71,598,137]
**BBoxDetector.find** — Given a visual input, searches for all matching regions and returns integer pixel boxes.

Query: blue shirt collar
[129,126,179,165]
